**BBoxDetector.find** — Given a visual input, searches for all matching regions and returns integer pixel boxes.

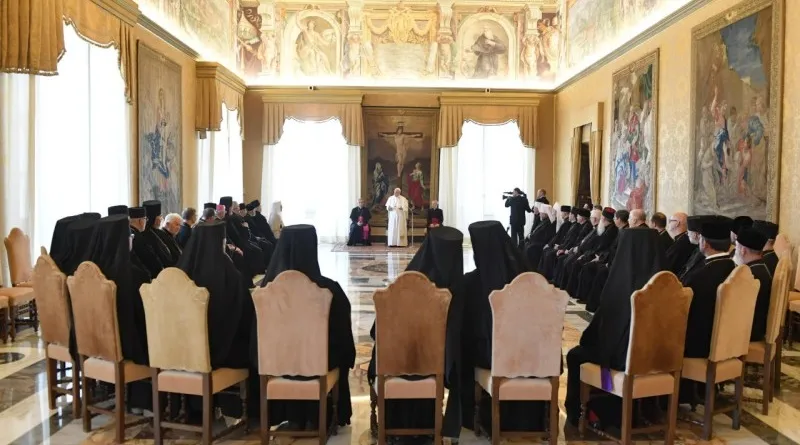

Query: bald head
[630,209,646,227]
[668,212,688,239]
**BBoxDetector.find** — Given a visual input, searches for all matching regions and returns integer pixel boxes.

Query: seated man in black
[347,198,372,246]
[733,227,772,342]
[427,200,444,228]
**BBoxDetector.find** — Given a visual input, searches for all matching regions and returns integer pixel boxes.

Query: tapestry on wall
[690,0,783,220]
[137,43,182,213]
[362,108,438,229]
[608,49,659,214]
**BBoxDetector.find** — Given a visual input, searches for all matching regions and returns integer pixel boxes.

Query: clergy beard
[597,223,606,235]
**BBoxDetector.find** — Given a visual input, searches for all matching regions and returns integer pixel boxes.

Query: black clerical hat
[143,200,161,218]
[560,205,571,212]
[753,220,779,240]
[219,196,233,210]
[203,202,216,210]
[700,220,732,241]
[245,202,255,211]
[108,205,128,216]
[736,227,767,251]
[687,215,709,232]
[249,199,260,208]
[577,208,591,218]
[570,207,579,215]
[128,207,145,218]
[238,203,246,211]
[732,215,754,234]
[602,207,616,221]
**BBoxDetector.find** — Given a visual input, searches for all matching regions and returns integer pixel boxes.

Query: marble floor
[1,244,799,444]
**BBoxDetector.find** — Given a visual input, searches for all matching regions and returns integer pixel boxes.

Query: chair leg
[318,377,328,445]
[733,371,744,430]
[9,305,17,342]
[31,301,38,332]
[46,357,57,410]
[240,380,249,433]
[261,376,270,445]
[702,365,717,441]
[0,307,7,343]
[114,363,125,445]
[152,369,162,445]
[369,384,377,438]
[578,381,589,438]
[473,382,482,436]
[202,373,213,445]
[491,378,500,445]
[434,375,443,445]
[71,360,81,419]
[665,372,680,445]
[377,376,386,445]
[775,335,784,395]
[81,357,91,432]
[789,314,796,349]
[620,378,633,445]
[549,376,559,445]
[762,346,773,415]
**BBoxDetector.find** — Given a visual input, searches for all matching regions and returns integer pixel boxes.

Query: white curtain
[261,118,360,243]
[438,120,535,241]
[0,24,131,281]
[197,105,243,207]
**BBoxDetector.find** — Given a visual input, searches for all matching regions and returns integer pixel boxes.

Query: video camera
[502,190,527,200]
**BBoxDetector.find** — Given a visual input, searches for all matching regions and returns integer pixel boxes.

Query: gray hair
[162,213,182,228]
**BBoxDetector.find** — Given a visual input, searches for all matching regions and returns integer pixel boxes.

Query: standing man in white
[386,188,409,247]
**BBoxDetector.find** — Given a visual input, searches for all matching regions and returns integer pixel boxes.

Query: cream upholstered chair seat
[0,287,35,303]
[14,281,33,288]
[580,364,676,399]
[374,375,437,399]
[45,343,72,363]
[267,369,340,400]
[747,342,776,362]
[789,299,800,311]
[158,368,249,396]
[0,295,7,309]
[84,357,151,383]
[682,358,743,384]
[475,368,554,401]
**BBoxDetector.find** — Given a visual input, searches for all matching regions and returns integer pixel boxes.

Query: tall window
[439,121,535,239]
[261,118,360,242]
[32,25,131,254]
[197,106,243,206]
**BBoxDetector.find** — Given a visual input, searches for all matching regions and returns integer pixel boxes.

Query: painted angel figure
[295,15,336,76]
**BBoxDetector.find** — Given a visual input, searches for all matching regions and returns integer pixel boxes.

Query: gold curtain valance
[261,92,364,146]
[437,93,539,148]
[62,0,139,103]
[0,0,65,75]
[195,62,246,137]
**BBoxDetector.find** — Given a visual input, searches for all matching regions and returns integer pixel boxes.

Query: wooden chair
[784,249,800,347]
[33,254,80,417]
[745,257,791,414]
[252,270,339,445]
[0,295,7,343]
[67,262,151,443]
[371,271,451,445]
[579,271,693,445]
[141,268,248,445]
[774,234,792,261]
[3,228,38,336]
[681,265,759,440]
[474,272,568,445]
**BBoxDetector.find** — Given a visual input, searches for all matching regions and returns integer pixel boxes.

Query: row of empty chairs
[0,228,38,343]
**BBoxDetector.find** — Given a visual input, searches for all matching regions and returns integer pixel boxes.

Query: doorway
[575,124,592,206]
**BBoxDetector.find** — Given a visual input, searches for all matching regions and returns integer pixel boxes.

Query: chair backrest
[765,258,792,344]
[794,248,800,292]
[4,228,33,285]
[32,254,71,346]
[625,271,693,375]
[373,271,451,376]
[775,234,792,262]
[140,268,211,373]
[252,270,333,376]
[66,262,122,362]
[489,272,568,378]
[708,265,760,362]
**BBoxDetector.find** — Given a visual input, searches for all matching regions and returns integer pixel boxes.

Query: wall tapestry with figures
[690,0,783,221]
[235,1,562,86]
[363,108,438,229]
[608,50,658,215]
[138,43,182,213]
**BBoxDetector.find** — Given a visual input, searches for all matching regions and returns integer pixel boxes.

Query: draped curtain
[438,121,535,242]
[0,23,131,284]
[261,118,360,243]
[197,105,244,207]
[261,98,364,147]
[195,62,245,137]
[570,126,582,203]
[437,97,538,149]
[589,130,603,205]
[0,0,65,75]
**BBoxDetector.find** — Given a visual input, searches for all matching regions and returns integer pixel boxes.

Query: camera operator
[504,187,532,248]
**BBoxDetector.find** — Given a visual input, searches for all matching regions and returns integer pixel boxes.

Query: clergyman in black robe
[460,220,538,432]
[534,205,573,272]
[663,213,695,275]
[553,209,600,289]
[347,199,372,246]
[539,207,591,279]
[50,213,101,273]
[733,227,773,342]
[220,196,268,278]
[565,228,666,427]
[251,225,356,428]
[155,214,183,265]
[564,208,617,298]
[525,205,556,267]
[650,212,674,252]
[753,220,780,275]
[367,226,465,438]
[427,202,444,228]
[131,203,170,277]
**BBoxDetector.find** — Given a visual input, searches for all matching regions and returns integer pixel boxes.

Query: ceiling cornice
[196,62,247,95]
[137,14,200,60]
[92,0,140,26]
[440,91,542,106]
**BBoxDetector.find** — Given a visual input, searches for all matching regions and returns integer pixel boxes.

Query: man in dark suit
[664,212,695,275]
[176,207,196,248]
[504,187,531,248]
[753,220,780,275]
[650,211,674,252]
[734,227,773,341]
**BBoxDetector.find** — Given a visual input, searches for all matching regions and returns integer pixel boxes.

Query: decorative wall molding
[137,14,200,59]
[92,0,140,26]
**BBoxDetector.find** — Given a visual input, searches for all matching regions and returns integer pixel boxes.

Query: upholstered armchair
[1,228,38,339]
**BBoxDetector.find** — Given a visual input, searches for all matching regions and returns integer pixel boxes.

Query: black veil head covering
[406,226,464,289]
[50,215,82,262]
[59,217,101,275]
[143,200,161,228]
[177,221,232,299]
[581,228,667,369]
[468,220,530,297]
[260,224,321,286]
[84,215,133,282]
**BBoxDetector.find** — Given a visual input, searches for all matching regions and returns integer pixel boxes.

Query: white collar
[705,252,730,260]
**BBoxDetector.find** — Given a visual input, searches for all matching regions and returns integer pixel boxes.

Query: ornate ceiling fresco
[137,0,696,89]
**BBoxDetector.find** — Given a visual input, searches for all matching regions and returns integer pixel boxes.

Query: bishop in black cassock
[754,220,780,275]
[734,227,773,342]
[563,208,617,298]
[539,207,592,280]
[427,201,444,228]
[347,199,372,246]
[553,209,600,289]
[575,210,629,305]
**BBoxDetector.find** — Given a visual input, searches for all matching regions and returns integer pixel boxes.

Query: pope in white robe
[386,188,409,247]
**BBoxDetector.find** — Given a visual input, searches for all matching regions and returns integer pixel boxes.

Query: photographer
[504,187,532,248]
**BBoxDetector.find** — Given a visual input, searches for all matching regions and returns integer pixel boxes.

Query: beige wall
[555,0,799,241]
[131,25,198,209]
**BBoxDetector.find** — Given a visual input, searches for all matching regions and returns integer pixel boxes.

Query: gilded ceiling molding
[137,14,199,59]
[439,91,542,107]
[89,0,139,26]
[195,62,247,136]
[259,88,365,105]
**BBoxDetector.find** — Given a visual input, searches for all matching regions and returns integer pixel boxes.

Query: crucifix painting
[378,125,424,181]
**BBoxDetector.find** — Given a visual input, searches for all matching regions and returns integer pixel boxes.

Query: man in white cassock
[385,188,409,247]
